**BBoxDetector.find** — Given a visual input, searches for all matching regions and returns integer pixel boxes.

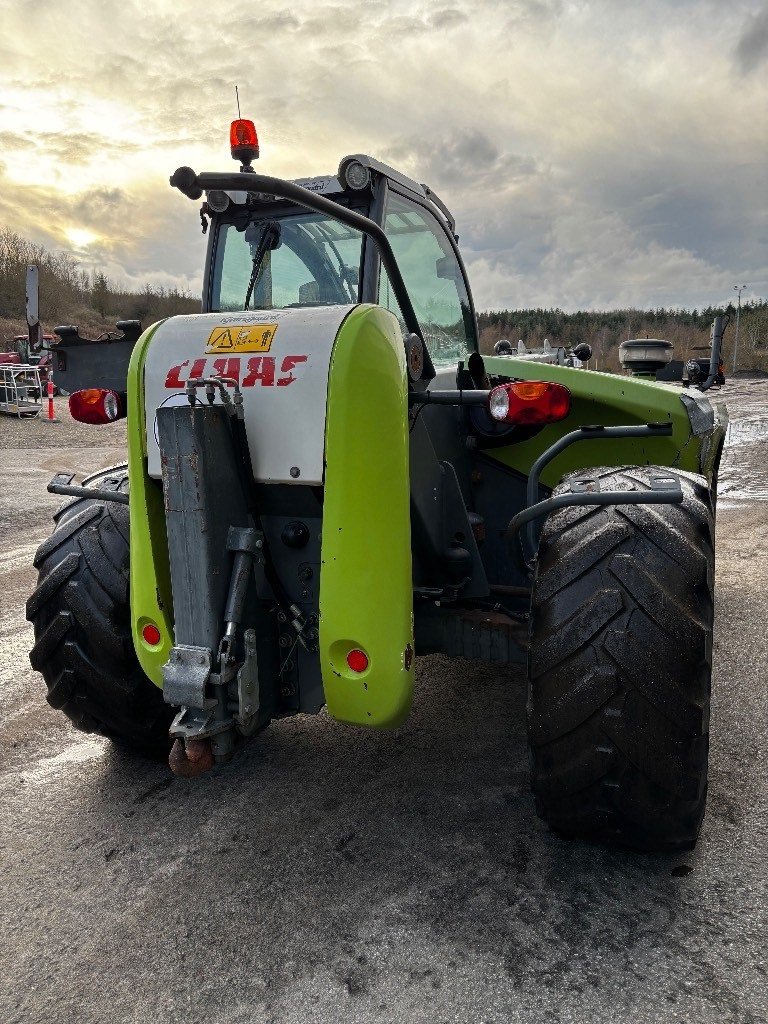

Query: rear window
[211,212,363,312]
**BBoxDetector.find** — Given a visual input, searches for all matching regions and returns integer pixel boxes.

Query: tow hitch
[164,525,266,771]
[157,379,276,772]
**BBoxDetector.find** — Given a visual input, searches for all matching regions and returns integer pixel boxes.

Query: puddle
[724,417,767,447]
[719,488,768,509]
[715,381,768,508]
[718,461,768,507]
[718,434,768,507]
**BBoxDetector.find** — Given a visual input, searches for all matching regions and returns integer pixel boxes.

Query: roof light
[346,649,369,673]
[69,388,124,425]
[342,159,371,191]
[488,381,571,425]
[206,189,230,213]
[230,119,259,165]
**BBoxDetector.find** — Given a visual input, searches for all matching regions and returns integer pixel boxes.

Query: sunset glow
[0,0,765,309]
[65,227,99,250]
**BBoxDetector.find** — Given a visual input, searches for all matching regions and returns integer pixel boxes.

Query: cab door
[377,188,478,371]
[379,189,488,599]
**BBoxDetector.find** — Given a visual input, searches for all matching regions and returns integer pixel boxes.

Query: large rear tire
[26,465,173,758]
[527,466,714,851]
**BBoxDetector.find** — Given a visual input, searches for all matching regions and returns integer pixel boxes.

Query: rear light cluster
[488,380,571,425]
[69,389,124,425]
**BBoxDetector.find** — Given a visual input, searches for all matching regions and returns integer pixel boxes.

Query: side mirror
[572,343,592,361]
[494,339,513,355]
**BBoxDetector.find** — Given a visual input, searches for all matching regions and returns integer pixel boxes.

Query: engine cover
[142,305,356,484]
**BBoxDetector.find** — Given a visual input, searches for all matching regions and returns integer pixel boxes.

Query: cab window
[211,212,362,312]
[378,191,475,365]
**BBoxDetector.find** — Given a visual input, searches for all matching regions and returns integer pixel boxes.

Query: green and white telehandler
[28,120,728,851]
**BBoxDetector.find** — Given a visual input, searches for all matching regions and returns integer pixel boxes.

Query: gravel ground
[0,397,126,547]
[0,395,127,449]
[0,382,766,1024]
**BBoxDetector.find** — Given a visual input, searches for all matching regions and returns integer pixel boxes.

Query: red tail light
[346,649,369,673]
[230,119,259,163]
[141,622,162,646]
[69,388,124,424]
[488,380,571,425]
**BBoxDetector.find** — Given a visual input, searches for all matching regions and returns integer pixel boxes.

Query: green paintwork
[126,320,174,688]
[482,357,725,487]
[319,304,415,727]
[122,306,723,704]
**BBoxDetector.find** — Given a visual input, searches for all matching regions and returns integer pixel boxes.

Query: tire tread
[27,466,172,758]
[527,465,714,851]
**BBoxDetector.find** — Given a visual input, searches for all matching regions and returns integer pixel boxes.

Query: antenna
[235,85,242,119]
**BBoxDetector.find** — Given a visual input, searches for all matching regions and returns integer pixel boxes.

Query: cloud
[465,226,745,314]
[0,0,764,311]
[0,131,36,150]
[428,8,468,30]
[385,129,538,193]
[734,6,768,73]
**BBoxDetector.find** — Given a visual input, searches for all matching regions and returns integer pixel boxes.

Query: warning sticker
[206,323,278,353]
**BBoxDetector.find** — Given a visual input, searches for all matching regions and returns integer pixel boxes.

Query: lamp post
[732,284,747,374]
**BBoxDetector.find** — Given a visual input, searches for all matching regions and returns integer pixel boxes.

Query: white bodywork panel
[143,305,356,485]
[217,176,343,206]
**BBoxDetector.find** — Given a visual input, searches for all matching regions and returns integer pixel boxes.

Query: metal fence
[0,364,43,418]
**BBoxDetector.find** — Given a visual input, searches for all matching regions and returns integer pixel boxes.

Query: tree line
[0,230,197,342]
[478,302,768,372]
[2,228,765,372]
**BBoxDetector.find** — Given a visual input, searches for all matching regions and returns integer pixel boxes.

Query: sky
[1,0,766,312]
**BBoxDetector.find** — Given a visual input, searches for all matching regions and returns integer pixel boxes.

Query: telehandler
[28,119,727,850]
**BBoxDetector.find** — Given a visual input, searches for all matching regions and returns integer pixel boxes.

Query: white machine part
[143,305,356,485]
[218,176,343,207]
[496,339,585,368]
[516,339,566,365]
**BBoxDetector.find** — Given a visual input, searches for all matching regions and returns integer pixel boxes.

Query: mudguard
[482,356,727,488]
[126,320,175,688]
[319,305,415,727]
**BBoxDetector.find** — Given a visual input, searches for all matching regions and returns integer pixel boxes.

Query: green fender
[482,357,725,488]
[126,320,174,688]
[319,305,415,727]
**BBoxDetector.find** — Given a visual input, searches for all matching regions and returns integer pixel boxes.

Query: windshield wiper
[243,221,282,309]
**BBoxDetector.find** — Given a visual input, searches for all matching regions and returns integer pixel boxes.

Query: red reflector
[346,649,369,673]
[142,623,161,646]
[68,388,123,424]
[230,119,259,162]
[488,381,571,425]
